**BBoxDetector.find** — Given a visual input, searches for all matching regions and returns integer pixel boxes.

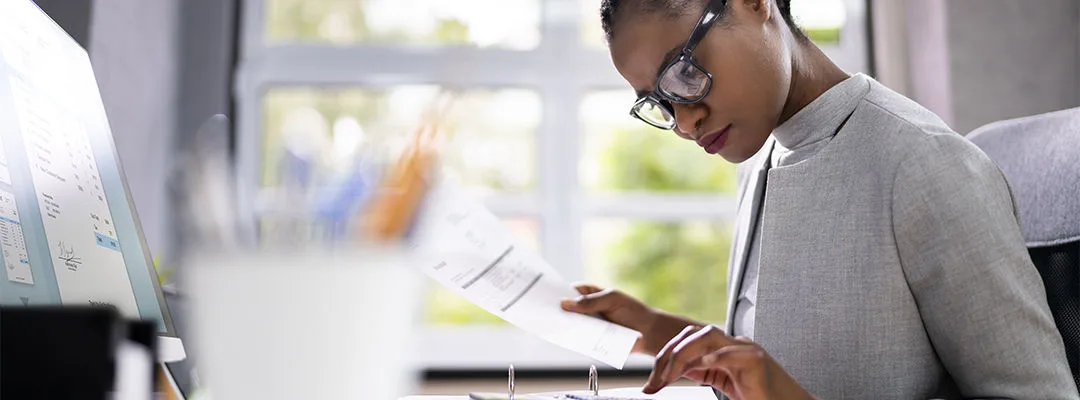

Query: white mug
[184,248,422,400]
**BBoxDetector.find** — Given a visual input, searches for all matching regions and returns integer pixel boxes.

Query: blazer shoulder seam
[859,96,936,137]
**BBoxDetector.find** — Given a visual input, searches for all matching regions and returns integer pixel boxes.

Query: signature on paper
[57,241,82,270]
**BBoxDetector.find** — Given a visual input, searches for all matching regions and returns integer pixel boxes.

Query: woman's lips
[696,125,731,154]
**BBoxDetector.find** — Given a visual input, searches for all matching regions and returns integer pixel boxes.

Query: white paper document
[408,179,640,368]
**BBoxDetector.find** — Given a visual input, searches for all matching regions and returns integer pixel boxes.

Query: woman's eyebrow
[654,46,685,79]
[637,45,687,98]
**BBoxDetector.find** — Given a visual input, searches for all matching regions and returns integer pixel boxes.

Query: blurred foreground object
[0,306,157,400]
[175,114,424,399]
[361,127,438,241]
[969,106,1080,390]
[173,114,251,253]
[361,92,455,242]
[184,249,423,400]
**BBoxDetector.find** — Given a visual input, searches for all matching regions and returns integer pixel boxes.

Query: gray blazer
[723,77,1077,399]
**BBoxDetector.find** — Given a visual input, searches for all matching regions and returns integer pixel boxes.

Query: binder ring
[508,364,515,399]
[588,365,598,396]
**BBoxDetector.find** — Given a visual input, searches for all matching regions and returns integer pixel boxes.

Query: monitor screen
[0,0,175,335]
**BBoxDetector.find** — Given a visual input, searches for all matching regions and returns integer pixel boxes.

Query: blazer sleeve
[891,134,1078,399]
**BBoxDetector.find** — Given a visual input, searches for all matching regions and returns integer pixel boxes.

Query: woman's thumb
[561,288,617,313]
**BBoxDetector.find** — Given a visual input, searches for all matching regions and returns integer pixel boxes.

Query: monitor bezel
[22,0,182,339]
[105,122,181,338]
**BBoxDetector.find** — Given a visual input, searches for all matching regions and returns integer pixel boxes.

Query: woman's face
[609,0,791,163]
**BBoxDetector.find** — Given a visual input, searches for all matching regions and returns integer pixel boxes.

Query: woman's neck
[777,38,851,126]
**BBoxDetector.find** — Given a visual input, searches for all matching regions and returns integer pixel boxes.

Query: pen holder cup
[183,247,422,400]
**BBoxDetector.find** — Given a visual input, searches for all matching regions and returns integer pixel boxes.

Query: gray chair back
[968,107,1080,391]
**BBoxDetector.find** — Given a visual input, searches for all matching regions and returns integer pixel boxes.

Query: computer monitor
[0,0,186,363]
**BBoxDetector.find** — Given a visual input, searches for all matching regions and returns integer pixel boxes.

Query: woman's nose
[672,103,708,140]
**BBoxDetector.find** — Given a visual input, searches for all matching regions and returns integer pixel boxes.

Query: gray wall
[32,0,93,49]
[905,0,955,125]
[875,0,1080,134]
[87,0,236,263]
[946,0,1080,134]
[176,0,237,155]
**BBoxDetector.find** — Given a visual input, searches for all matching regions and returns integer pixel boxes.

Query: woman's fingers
[671,341,811,400]
[643,325,698,393]
[644,325,731,394]
[683,367,738,400]
[662,326,727,383]
[691,345,769,400]
[570,283,604,296]
[699,344,766,371]
[561,288,623,316]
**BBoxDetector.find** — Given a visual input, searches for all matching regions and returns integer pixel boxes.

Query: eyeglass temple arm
[682,0,727,55]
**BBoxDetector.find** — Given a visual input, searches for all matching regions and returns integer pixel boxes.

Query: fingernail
[559,299,575,310]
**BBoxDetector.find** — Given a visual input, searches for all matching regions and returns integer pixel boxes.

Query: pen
[360,91,455,242]
[359,124,437,241]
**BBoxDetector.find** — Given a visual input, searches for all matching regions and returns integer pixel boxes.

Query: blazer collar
[773,73,871,153]
[724,138,775,332]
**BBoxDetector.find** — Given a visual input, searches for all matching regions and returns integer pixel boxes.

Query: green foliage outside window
[266,0,470,45]
[805,28,841,45]
[591,128,736,324]
[425,284,506,325]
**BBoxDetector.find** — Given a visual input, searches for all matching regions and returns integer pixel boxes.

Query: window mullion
[538,0,585,281]
[239,0,266,62]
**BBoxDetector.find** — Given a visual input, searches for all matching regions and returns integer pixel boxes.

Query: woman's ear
[732,0,773,24]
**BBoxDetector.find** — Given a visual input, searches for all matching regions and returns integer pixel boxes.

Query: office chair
[968,107,1080,391]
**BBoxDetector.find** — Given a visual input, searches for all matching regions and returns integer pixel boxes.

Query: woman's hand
[560,284,704,356]
[643,325,817,400]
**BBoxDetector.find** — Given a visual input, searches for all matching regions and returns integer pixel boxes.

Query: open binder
[399,365,716,400]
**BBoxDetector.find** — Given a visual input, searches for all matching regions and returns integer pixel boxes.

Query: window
[791,0,848,45]
[260,87,539,193]
[264,0,541,49]
[579,0,865,68]
[238,0,869,370]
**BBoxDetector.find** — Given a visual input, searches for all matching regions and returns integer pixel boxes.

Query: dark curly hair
[599,0,805,44]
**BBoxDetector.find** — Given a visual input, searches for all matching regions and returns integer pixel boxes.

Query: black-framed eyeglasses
[630,0,727,130]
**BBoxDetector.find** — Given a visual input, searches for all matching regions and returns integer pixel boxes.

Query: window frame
[235,0,869,371]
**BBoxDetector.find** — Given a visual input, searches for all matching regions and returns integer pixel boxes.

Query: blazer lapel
[724,139,774,333]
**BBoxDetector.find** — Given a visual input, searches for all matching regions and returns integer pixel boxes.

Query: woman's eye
[678,63,699,79]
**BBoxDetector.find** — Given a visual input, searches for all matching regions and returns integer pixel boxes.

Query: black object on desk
[0,305,156,400]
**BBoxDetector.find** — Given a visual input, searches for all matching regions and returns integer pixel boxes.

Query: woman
[561,0,1077,399]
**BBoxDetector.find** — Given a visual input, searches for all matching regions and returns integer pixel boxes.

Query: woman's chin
[717,145,750,164]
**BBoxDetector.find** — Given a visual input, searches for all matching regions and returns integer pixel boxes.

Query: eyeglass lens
[658,59,710,102]
[633,99,675,129]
